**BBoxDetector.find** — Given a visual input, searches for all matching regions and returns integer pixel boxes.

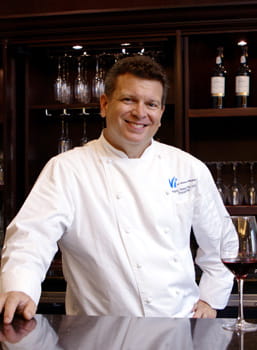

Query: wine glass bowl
[74,57,90,104]
[221,216,257,332]
[215,162,229,204]
[54,55,72,104]
[227,162,245,205]
[91,55,105,101]
[246,162,257,205]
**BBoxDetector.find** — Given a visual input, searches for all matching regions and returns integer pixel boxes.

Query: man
[0,55,236,323]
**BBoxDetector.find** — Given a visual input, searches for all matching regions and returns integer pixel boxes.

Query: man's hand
[192,299,217,318]
[0,292,36,324]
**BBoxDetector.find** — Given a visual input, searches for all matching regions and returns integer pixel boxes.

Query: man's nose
[132,102,147,118]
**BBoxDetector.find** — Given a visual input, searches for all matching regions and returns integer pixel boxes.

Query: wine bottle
[211,47,226,109]
[235,45,251,108]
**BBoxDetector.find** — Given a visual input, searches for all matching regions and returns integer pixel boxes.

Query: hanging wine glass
[54,57,63,102]
[92,55,105,100]
[74,56,90,104]
[246,162,257,205]
[215,162,228,204]
[228,162,244,205]
[61,55,72,104]
[58,109,72,153]
[54,55,72,104]
[221,216,257,332]
[79,108,90,146]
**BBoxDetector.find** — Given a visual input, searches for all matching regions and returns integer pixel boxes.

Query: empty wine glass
[79,108,90,146]
[54,57,63,102]
[74,57,90,104]
[228,162,244,205]
[221,216,257,332]
[58,109,72,153]
[54,55,72,104]
[246,162,257,205]
[215,162,228,203]
[92,55,105,100]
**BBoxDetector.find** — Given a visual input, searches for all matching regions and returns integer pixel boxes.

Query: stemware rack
[206,161,257,215]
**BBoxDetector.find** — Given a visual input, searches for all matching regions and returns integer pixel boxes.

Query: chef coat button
[165,191,170,196]
[124,228,130,234]
[116,193,122,200]
[164,227,170,234]
[157,154,161,159]
[136,263,142,269]
[145,298,152,304]
[173,256,178,263]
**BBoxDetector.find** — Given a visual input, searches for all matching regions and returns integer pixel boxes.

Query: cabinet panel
[0,45,4,243]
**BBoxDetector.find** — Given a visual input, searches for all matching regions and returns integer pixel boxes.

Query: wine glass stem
[237,278,245,325]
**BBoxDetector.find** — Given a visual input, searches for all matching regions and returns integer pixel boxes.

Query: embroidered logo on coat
[169,177,178,188]
[168,177,197,193]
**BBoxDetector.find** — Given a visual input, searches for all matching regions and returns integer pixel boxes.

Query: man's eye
[122,98,133,103]
[148,102,159,109]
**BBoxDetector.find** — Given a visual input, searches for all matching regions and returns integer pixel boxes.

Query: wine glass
[215,162,228,204]
[91,55,105,100]
[246,162,257,205]
[74,57,90,104]
[58,109,72,153]
[221,216,257,332]
[54,57,63,102]
[79,108,90,146]
[54,55,72,104]
[228,162,244,205]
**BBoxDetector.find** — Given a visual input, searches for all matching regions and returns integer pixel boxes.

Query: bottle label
[211,76,225,96]
[216,56,222,64]
[240,55,246,64]
[236,76,250,96]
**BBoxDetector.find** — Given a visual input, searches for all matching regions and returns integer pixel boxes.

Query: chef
[0,55,237,323]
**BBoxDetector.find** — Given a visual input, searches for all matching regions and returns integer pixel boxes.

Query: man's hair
[104,55,169,106]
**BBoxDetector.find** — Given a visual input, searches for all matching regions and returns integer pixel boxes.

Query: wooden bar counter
[0,314,257,349]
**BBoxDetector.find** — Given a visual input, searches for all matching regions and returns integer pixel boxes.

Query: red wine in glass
[222,257,257,279]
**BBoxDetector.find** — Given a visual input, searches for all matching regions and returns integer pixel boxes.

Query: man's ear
[100,94,108,118]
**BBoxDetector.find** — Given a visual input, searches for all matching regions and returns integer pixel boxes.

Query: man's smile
[125,120,148,128]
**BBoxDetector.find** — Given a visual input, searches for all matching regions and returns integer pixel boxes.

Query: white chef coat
[0,133,236,317]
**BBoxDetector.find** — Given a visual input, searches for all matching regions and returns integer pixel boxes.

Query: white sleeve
[192,163,237,309]
[0,156,74,305]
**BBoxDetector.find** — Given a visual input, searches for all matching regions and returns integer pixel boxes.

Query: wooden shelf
[226,205,257,216]
[188,107,257,118]
[30,103,99,110]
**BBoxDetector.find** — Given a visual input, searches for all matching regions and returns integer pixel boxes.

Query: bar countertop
[0,314,257,349]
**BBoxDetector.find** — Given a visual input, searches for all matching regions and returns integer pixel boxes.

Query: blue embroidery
[169,177,177,188]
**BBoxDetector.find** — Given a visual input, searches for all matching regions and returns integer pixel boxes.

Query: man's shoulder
[153,140,202,163]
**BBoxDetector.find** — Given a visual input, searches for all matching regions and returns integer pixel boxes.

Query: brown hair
[104,55,169,106]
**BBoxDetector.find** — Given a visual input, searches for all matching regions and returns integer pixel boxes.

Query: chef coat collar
[99,132,155,159]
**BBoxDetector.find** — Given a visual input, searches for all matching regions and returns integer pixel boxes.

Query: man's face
[100,73,165,158]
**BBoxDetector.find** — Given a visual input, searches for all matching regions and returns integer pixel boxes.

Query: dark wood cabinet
[1,1,257,311]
